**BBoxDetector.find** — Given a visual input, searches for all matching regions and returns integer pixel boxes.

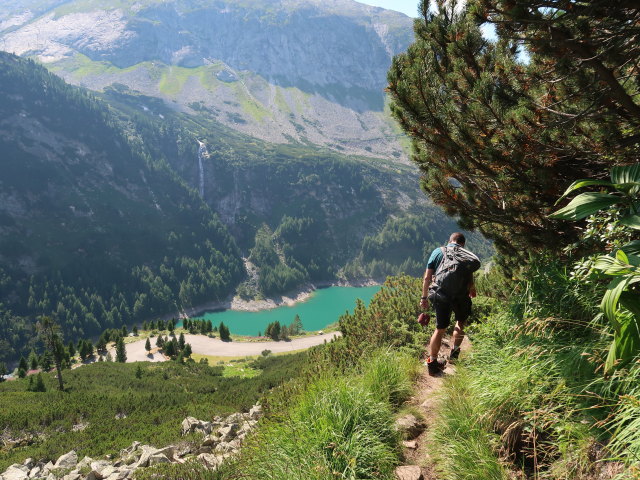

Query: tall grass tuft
[230,350,417,479]
[360,349,418,408]
[605,360,640,465]
[431,371,508,480]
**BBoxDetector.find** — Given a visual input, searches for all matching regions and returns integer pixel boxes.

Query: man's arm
[420,268,435,309]
[468,276,477,298]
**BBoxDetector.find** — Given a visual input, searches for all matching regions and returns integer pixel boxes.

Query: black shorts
[434,296,472,330]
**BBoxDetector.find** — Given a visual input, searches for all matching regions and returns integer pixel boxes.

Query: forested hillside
[0,52,487,361]
[0,52,244,361]
[95,85,491,294]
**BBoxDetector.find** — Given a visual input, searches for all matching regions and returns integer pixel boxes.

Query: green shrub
[0,354,307,471]
[467,295,498,324]
[134,460,227,480]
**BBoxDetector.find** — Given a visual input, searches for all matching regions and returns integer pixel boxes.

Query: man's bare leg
[429,328,446,360]
[451,321,465,349]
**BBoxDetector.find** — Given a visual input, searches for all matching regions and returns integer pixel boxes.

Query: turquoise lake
[189,286,381,336]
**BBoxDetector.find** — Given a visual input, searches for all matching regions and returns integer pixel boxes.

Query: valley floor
[105,332,341,363]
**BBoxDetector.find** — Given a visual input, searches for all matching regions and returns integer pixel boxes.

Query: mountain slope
[0,0,414,158]
[0,53,485,362]
[0,52,244,359]
[97,84,454,292]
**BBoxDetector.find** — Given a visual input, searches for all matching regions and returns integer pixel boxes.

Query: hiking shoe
[449,347,461,361]
[426,357,446,376]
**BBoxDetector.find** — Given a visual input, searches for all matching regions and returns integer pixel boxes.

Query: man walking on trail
[420,232,480,376]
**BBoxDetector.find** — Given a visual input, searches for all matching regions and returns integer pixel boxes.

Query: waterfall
[197,140,206,199]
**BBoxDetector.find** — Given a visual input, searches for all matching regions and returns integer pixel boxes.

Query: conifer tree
[36,316,65,391]
[28,350,39,370]
[0,362,7,381]
[77,340,86,360]
[387,0,635,256]
[266,321,281,341]
[280,325,290,341]
[18,356,28,372]
[219,322,231,342]
[164,339,176,357]
[67,341,76,358]
[40,352,52,372]
[145,337,151,353]
[34,373,46,392]
[115,337,127,363]
[96,335,107,353]
[28,373,46,392]
[291,314,303,335]
[84,340,94,359]
[178,332,185,350]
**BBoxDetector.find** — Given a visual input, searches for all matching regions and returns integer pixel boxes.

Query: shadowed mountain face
[1,52,466,361]
[1,0,414,157]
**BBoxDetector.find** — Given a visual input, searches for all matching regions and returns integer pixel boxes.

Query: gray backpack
[428,245,480,302]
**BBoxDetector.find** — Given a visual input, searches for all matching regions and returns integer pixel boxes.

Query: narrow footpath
[396,336,469,480]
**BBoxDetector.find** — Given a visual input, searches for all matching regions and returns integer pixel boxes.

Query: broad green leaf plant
[550,164,640,373]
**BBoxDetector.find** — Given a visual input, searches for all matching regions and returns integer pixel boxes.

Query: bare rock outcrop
[0,404,263,480]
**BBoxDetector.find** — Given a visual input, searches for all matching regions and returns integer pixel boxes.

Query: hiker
[419,232,480,375]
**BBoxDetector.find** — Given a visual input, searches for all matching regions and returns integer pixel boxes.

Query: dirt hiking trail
[397,336,469,480]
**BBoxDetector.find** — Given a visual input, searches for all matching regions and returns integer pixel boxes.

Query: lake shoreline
[180,279,381,319]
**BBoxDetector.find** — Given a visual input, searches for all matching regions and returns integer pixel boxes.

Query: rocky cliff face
[0,0,414,157]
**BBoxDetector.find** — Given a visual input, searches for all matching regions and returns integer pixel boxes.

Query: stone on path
[402,440,418,449]
[395,414,427,439]
[395,465,423,480]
